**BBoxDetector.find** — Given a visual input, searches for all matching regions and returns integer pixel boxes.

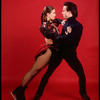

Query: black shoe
[33,94,41,100]
[81,94,90,100]
[10,86,27,100]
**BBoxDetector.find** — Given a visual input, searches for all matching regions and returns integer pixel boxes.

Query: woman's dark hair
[64,2,78,18]
[41,6,54,23]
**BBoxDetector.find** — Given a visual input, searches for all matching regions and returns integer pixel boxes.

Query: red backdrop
[1,0,99,87]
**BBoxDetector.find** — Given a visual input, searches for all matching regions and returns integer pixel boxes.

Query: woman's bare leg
[21,48,52,87]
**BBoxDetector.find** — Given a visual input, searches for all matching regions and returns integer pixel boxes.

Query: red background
[1,0,99,100]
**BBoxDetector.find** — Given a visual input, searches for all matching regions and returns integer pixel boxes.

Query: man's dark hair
[64,2,78,18]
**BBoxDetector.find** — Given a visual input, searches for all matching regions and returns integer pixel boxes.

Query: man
[34,2,90,100]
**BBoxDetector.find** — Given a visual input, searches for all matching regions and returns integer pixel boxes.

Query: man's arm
[55,23,83,44]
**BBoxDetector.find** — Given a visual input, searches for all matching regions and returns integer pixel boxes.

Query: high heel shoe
[10,86,27,100]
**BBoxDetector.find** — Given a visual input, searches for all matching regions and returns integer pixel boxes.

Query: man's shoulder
[75,20,83,29]
[75,19,83,25]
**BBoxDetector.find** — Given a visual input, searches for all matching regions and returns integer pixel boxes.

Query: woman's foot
[10,86,27,100]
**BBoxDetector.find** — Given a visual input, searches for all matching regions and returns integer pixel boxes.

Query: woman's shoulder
[40,22,51,32]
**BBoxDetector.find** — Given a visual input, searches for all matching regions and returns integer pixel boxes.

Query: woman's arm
[40,22,59,40]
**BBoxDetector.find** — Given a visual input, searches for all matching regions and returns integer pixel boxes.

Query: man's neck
[69,14,73,18]
[67,14,73,19]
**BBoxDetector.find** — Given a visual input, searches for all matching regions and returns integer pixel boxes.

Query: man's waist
[58,48,77,56]
[59,46,76,51]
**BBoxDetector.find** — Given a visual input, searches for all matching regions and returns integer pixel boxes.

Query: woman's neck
[47,17,51,22]
[46,17,53,23]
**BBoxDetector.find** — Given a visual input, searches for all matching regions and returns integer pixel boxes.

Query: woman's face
[47,9,56,20]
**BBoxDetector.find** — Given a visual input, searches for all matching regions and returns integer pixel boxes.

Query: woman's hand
[43,22,46,27]
[65,26,72,35]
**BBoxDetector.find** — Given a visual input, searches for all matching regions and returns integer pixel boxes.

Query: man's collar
[67,17,76,22]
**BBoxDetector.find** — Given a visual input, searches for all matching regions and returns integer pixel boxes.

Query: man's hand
[61,20,66,26]
[67,26,72,33]
[65,31,68,35]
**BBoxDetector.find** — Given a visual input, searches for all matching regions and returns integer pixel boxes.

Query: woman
[10,6,70,100]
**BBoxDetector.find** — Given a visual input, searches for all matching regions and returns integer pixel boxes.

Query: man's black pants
[35,51,87,97]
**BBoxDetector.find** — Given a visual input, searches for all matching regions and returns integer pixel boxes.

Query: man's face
[62,6,70,19]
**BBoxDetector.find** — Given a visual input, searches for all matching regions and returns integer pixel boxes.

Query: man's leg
[33,52,62,100]
[64,53,90,100]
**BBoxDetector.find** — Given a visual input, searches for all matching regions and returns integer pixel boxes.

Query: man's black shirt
[56,17,83,55]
